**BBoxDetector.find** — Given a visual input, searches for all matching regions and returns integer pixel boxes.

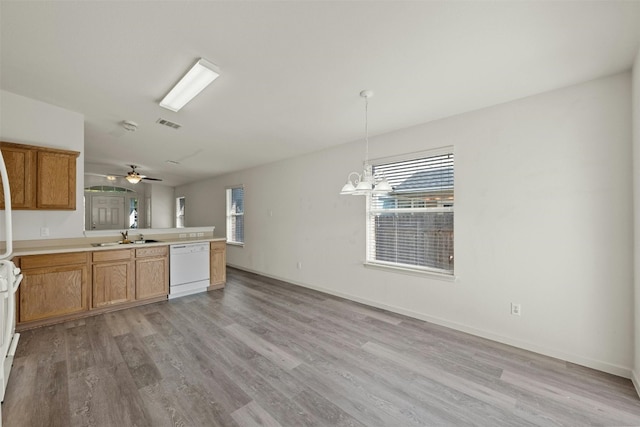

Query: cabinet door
[0,145,36,209]
[136,257,168,300]
[37,150,77,210]
[210,241,226,287]
[92,261,134,308]
[19,264,88,322]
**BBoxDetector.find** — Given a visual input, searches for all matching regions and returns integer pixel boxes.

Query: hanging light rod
[160,58,221,112]
[340,90,392,196]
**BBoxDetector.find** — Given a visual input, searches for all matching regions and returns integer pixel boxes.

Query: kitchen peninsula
[8,229,226,331]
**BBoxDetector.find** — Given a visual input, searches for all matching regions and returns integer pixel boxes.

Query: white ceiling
[1,1,639,187]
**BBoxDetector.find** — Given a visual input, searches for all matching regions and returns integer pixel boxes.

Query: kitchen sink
[91,239,162,247]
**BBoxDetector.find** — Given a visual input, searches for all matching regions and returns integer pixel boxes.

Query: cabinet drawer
[93,249,133,262]
[21,252,89,269]
[136,246,168,258]
[210,241,226,251]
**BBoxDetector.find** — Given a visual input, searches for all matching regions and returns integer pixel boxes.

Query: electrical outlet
[40,227,50,237]
[197,232,204,237]
[179,233,187,238]
[189,233,196,237]
[510,303,521,316]
[297,262,302,270]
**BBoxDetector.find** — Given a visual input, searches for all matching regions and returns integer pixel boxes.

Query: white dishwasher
[169,242,210,299]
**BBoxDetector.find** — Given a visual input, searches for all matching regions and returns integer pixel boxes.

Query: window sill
[364,261,456,282]
[227,241,244,247]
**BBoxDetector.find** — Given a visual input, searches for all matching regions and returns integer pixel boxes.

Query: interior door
[90,195,125,230]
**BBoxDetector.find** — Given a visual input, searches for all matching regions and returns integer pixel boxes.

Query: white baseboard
[227,264,633,379]
[632,370,640,398]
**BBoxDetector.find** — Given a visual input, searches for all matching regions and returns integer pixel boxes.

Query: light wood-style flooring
[3,267,640,426]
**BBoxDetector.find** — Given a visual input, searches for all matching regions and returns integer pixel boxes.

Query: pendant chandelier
[340,90,392,196]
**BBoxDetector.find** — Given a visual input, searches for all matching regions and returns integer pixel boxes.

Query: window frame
[226,185,245,246]
[365,147,455,280]
[176,196,185,228]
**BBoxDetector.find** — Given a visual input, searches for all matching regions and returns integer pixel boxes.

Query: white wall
[175,182,224,228]
[178,72,634,377]
[632,49,640,389]
[0,90,85,241]
[150,184,174,228]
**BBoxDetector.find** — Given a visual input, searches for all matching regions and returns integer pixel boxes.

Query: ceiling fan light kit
[160,58,220,112]
[340,90,392,196]
[105,165,163,184]
[125,174,142,184]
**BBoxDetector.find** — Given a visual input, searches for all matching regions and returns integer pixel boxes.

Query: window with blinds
[226,186,244,244]
[367,148,454,275]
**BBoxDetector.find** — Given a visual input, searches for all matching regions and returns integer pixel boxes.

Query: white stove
[0,261,21,402]
[0,148,21,426]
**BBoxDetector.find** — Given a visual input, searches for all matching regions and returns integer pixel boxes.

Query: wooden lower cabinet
[16,242,221,330]
[135,246,169,300]
[18,252,90,323]
[209,240,226,289]
[92,249,134,308]
[16,246,171,330]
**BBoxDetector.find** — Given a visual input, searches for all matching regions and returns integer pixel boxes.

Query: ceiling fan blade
[141,177,163,181]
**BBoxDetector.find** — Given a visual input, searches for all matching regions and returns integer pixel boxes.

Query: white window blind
[367,149,454,275]
[226,186,244,244]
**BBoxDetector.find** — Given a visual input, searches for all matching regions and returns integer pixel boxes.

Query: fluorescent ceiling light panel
[160,58,220,112]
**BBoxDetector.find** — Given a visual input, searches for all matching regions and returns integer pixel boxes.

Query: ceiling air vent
[156,118,182,130]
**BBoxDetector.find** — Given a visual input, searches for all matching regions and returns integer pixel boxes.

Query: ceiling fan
[111,165,163,184]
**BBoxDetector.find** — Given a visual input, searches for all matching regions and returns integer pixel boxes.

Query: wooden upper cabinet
[0,144,36,209]
[37,150,77,209]
[0,141,79,210]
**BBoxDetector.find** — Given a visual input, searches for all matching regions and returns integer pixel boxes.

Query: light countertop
[8,235,226,257]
